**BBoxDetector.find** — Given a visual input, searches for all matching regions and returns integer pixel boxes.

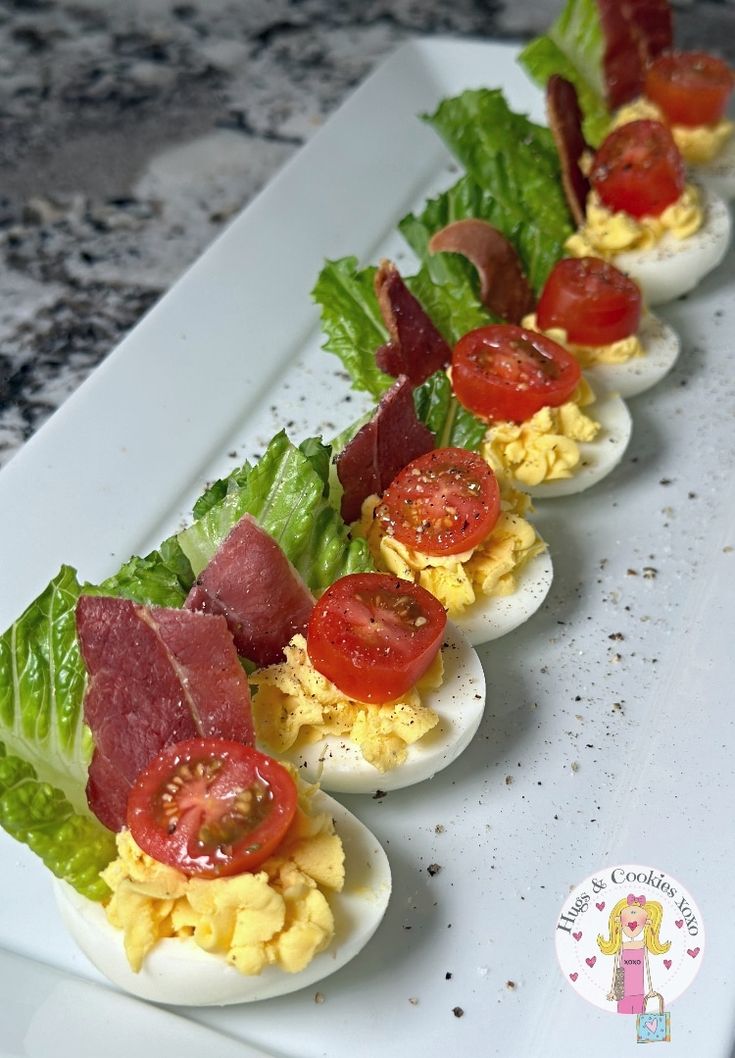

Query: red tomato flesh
[452,324,582,424]
[127,739,297,878]
[536,257,642,347]
[645,51,734,128]
[307,572,447,704]
[377,448,500,557]
[590,120,686,219]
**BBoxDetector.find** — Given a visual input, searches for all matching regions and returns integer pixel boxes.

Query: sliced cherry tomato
[536,257,642,347]
[589,120,685,219]
[451,324,581,424]
[127,739,297,878]
[307,572,446,704]
[645,51,734,128]
[376,448,500,557]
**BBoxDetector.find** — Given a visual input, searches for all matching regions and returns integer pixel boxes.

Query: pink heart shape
[675,919,684,928]
[628,920,638,932]
[569,972,578,982]
[687,947,700,959]
[664,959,672,969]
[586,956,596,968]
[573,931,582,941]
[596,902,605,911]
[645,1019,658,1033]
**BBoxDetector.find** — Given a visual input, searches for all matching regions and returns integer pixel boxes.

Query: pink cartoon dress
[617,946,646,1014]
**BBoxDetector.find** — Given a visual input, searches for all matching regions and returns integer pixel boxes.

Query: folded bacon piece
[185,513,314,667]
[547,76,591,228]
[77,596,254,831]
[598,0,674,109]
[428,219,535,323]
[374,260,452,385]
[337,375,435,523]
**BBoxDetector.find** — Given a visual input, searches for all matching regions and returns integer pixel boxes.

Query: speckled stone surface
[1,0,734,466]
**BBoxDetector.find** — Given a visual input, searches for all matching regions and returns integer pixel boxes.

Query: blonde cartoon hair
[597,896,671,956]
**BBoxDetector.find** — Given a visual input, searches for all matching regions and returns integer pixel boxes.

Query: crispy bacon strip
[374,260,452,385]
[428,219,535,323]
[337,375,435,523]
[624,0,673,61]
[77,596,254,831]
[597,0,674,109]
[547,75,591,228]
[185,513,314,668]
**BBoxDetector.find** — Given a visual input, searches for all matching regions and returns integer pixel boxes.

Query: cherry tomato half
[127,739,298,878]
[589,120,685,219]
[377,448,500,557]
[307,572,447,704]
[645,51,734,128]
[451,324,582,424]
[536,257,642,347]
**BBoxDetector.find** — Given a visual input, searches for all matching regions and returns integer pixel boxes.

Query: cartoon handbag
[635,992,671,1043]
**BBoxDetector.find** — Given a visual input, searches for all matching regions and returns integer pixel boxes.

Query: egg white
[278,621,485,795]
[694,131,735,200]
[611,183,731,305]
[53,792,391,1006]
[456,545,553,647]
[581,312,680,399]
[523,392,632,500]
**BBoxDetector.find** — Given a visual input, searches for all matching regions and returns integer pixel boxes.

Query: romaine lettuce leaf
[0,566,117,899]
[0,566,91,813]
[413,371,486,451]
[178,431,374,592]
[0,746,114,901]
[518,0,611,147]
[92,536,194,608]
[192,461,253,521]
[313,256,492,399]
[424,89,574,291]
[400,173,563,296]
[312,258,394,398]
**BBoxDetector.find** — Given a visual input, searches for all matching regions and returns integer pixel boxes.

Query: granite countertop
[1,0,734,468]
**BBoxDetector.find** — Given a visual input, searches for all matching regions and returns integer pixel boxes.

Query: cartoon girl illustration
[597,894,671,1014]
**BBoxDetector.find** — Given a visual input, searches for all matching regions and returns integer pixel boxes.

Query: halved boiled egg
[522,392,632,500]
[611,183,731,305]
[455,546,553,646]
[54,792,391,1006]
[695,132,735,200]
[580,312,681,399]
[271,621,485,795]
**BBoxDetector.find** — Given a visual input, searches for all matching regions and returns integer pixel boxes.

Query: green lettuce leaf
[0,746,115,901]
[91,536,194,608]
[0,566,91,813]
[192,461,253,521]
[312,258,394,399]
[0,566,117,899]
[313,256,491,399]
[518,0,611,147]
[178,430,374,592]
[424,89,574,291]
[401,172,563,297]
[413,372,486,451]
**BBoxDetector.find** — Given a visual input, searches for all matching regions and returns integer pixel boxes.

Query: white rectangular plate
[1,38,734,1058]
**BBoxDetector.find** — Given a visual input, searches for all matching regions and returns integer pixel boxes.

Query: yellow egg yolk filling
[481,378,600,488]
[565,183,703,259]
[101,775,344,976]
[353,492,545,618]
[522,311,643,367]
[251,635,443,773]
[612,97,734,166]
